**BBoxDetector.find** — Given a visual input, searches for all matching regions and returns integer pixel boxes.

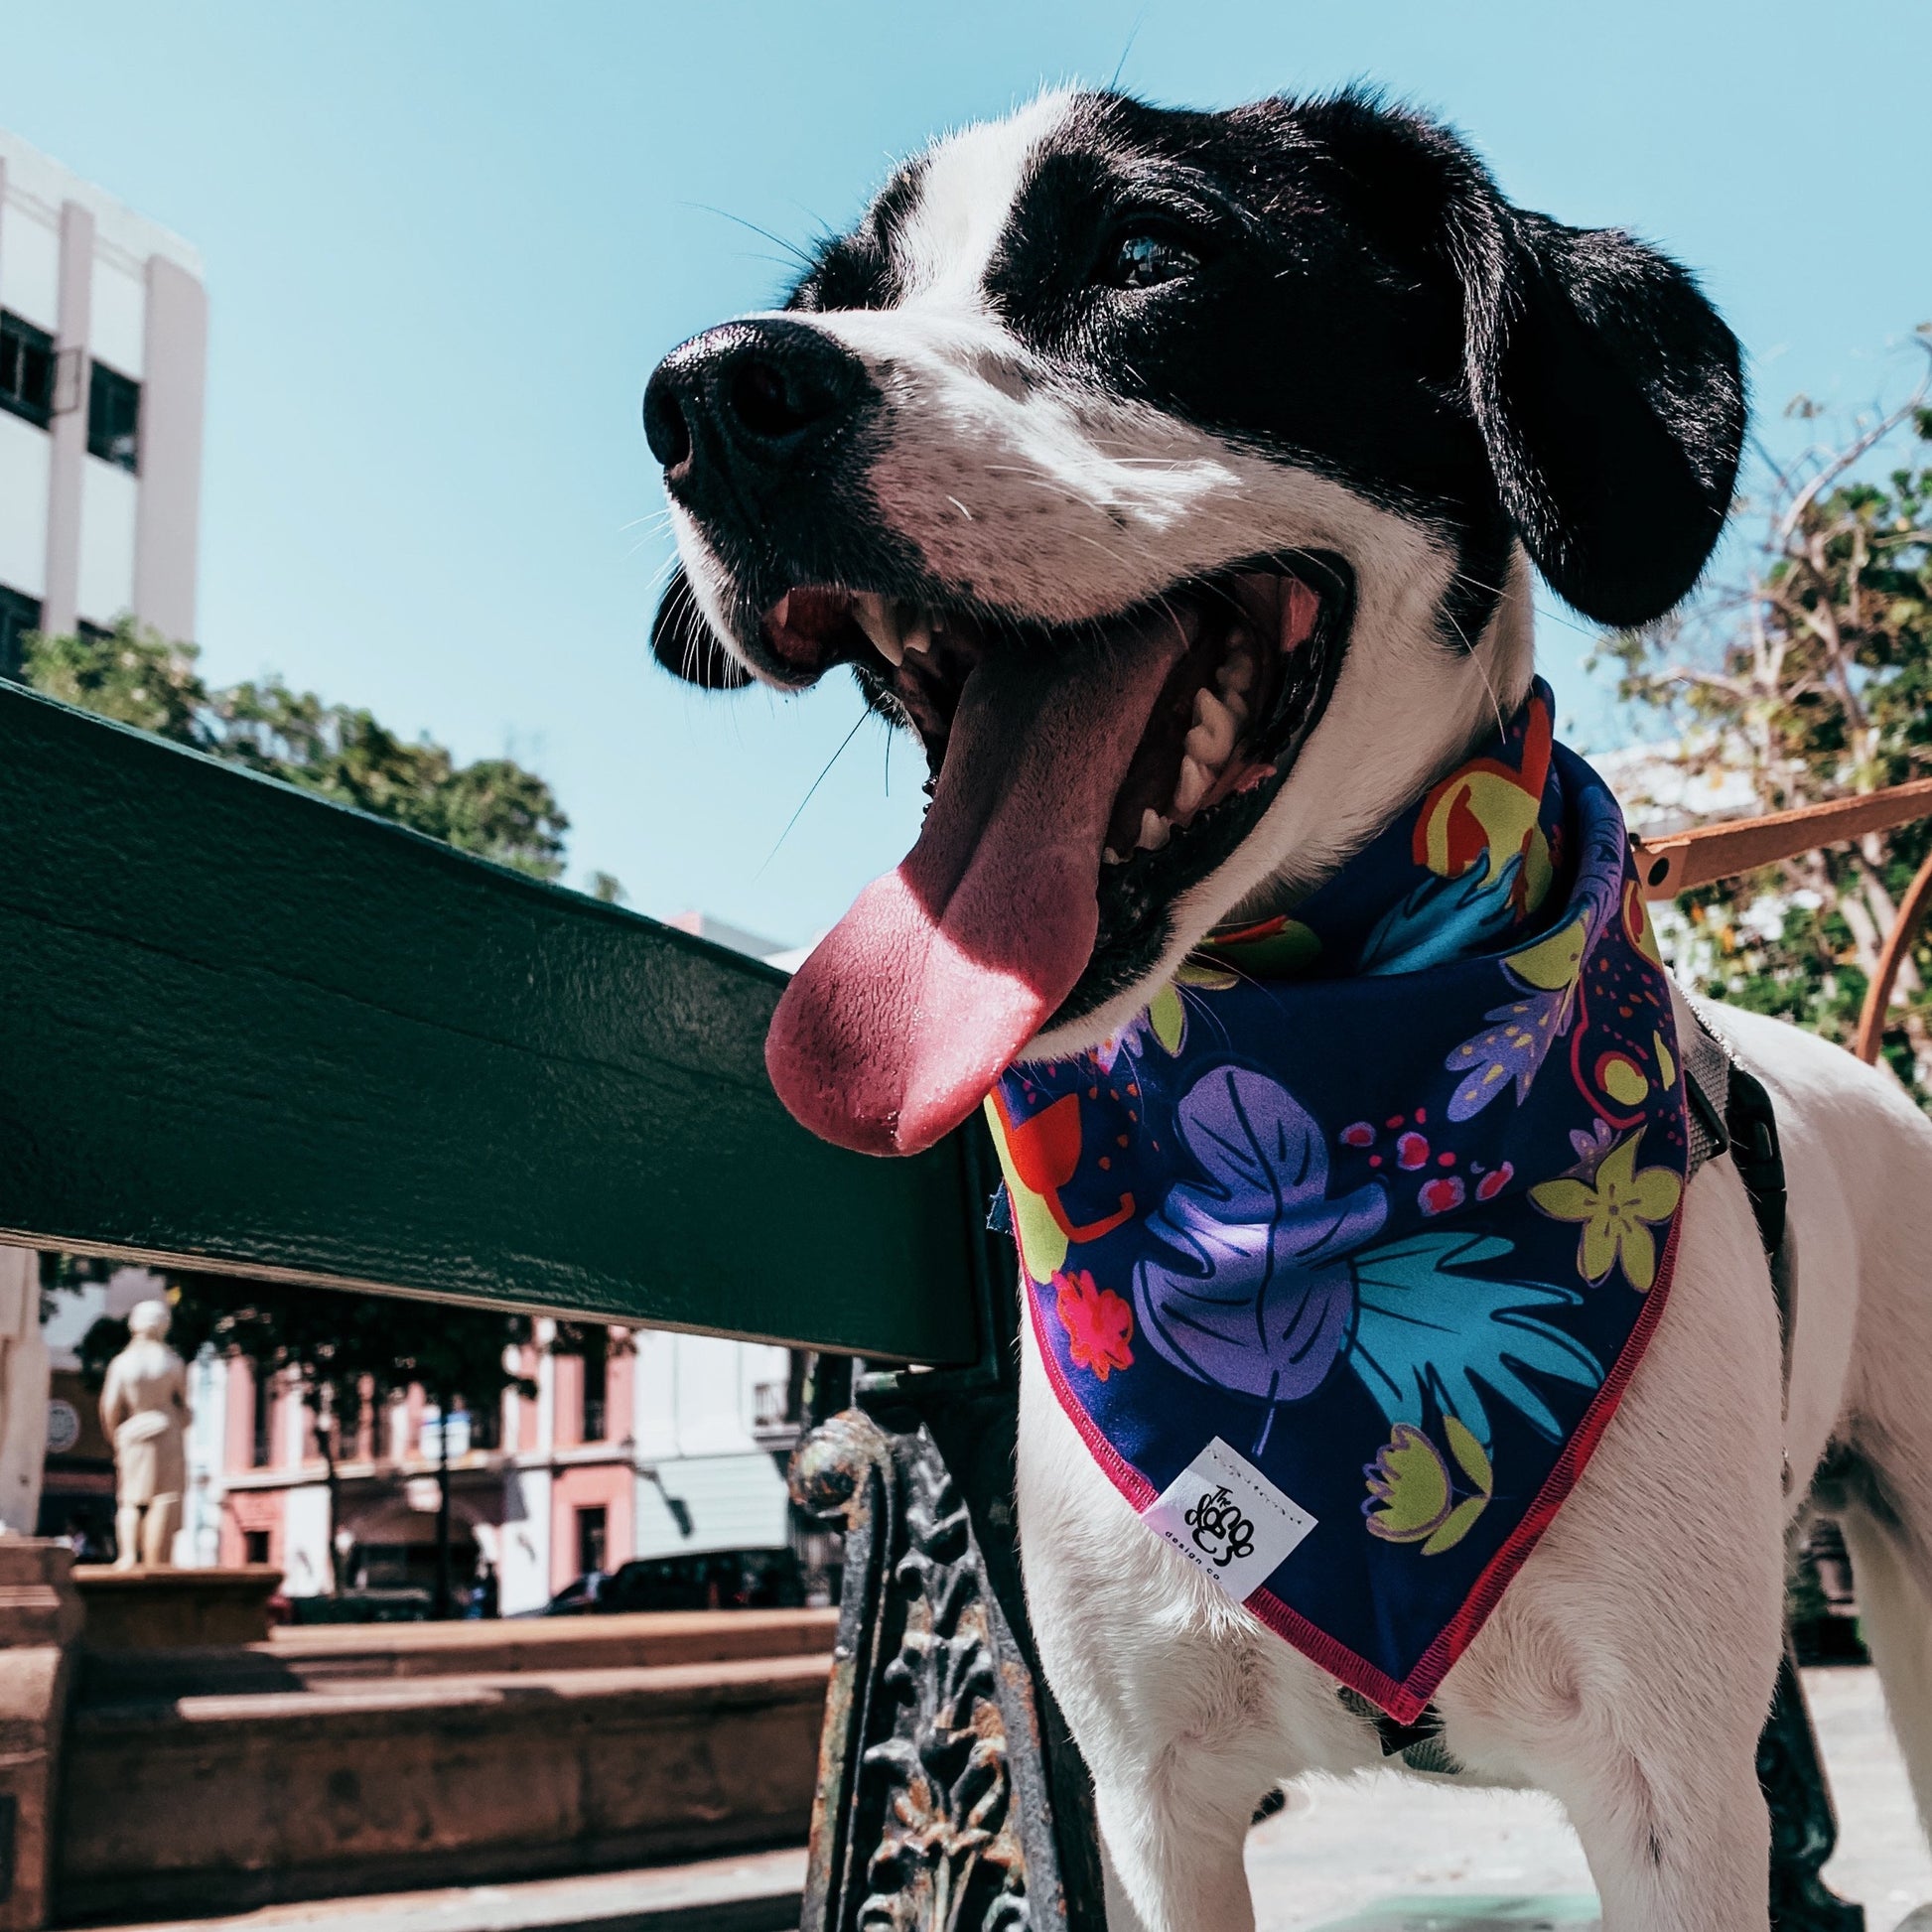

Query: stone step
[82,1846,806,1932]
[79,1607,839,1701]
[60,1655,830,1921]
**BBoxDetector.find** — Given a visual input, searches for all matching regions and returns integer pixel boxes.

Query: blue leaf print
[1357,852,1525,977]
[1133,1068,1388,1449]
[1347,1231,1601,1446]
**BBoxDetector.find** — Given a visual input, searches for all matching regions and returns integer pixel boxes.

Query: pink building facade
[206,1325,796,1612]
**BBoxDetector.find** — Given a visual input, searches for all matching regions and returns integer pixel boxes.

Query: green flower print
[1529,1131,1682,1292]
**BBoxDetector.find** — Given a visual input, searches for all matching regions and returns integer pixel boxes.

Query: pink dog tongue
[767,614,1191,1156]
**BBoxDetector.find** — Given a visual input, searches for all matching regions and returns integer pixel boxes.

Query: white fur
[893,91,1077,309]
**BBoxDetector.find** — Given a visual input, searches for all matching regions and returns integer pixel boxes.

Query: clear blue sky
[6,2,1926,946]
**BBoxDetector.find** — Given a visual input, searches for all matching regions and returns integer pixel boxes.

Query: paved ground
[125,1848,805,1932]
[1248,1666,1932,1931]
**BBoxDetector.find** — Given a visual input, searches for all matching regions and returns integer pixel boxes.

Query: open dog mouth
[761,555,1354,1157]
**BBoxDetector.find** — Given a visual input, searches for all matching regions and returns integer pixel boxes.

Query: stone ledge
[72,1566,282,1649]
[81,1607,840,1702]
[263,1607,838,1675]
[73,1652,833,1729]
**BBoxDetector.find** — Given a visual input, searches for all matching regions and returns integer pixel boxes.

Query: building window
[0,584,42,681]
[576,1504,607,1579]
[581,1340,607,1444]
[466,1396,500,1452]
[86,360,140,472]
[251,1370,273,1468]
[0,312,54,429]
[242,1529,271,1566]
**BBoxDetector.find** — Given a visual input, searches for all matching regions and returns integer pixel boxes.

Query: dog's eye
[1105,229,1198,290]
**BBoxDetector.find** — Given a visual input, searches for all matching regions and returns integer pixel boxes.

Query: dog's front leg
[1015,1318,1362,1931]
[1438,1162,1785,1932]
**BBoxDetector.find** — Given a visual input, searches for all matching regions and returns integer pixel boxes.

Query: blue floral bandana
[985,681,1688,1722]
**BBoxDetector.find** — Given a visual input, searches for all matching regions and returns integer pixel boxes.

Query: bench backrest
[0,684,990,1365]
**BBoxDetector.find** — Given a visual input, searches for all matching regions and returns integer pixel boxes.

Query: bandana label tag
[1142,1437,1317,1602]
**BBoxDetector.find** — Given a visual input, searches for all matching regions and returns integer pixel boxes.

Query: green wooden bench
[0,680,1861,1932]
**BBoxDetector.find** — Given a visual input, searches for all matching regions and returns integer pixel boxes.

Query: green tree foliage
[1596,334,1932,1097]
[22,619,569,880]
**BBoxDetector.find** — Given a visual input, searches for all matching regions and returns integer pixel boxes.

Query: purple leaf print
[1445,992,1568,1121]
[1133,1068,1388,1436]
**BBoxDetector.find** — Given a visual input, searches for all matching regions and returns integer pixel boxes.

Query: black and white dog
[643,90,1932,1932]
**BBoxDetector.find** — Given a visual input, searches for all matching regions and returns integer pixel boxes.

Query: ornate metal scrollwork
[858,1424,1028,1929]
[791,1393,1101,1932]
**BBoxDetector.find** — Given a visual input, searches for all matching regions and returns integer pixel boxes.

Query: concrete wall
[134,254,207,640]
[182,1350,227,1567]
[498,1463,550,1610]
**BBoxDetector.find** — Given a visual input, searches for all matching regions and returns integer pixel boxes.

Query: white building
[0,128,207,672]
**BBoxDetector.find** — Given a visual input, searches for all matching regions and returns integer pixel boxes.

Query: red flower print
[1419,1175,1466,1216]
[1397,1132,1430,1171]
[1475,1163,1515,1202]
[1341,1122,1375,1147]
[1053,1269,1135,1381]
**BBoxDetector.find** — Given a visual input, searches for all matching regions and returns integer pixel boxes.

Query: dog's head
[643,89,1743,1157]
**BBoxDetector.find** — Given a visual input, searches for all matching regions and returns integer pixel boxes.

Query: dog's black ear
[650,565,752,690]
[1455,202,1745,627]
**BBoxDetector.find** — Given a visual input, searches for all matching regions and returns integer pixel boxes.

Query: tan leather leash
[1630,776,1932,901]
[1628,777,1932,1067]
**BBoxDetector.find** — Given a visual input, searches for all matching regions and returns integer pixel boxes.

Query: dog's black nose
[643,320,870,483]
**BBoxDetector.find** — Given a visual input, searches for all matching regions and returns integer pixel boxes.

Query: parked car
[538,1548,804,1614]
[286,1587,435,1624]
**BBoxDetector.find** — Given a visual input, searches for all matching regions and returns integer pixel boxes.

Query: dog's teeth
[1224,690,1249,726]
[1173,757,1212,817]
[1187,690,1237,766]
[1103,845,1126,867]
[1137,808,1172,852]
[770,593,791,631]
[851,592,905,665]
[1218,651,1254,697]
[902,614,934,658]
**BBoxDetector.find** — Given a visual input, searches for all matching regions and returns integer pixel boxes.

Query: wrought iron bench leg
[791,1383,1104,1931]
[1762,1647,1864,1931]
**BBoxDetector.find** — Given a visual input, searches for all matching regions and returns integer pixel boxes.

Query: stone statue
[98,1301,190,1569]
